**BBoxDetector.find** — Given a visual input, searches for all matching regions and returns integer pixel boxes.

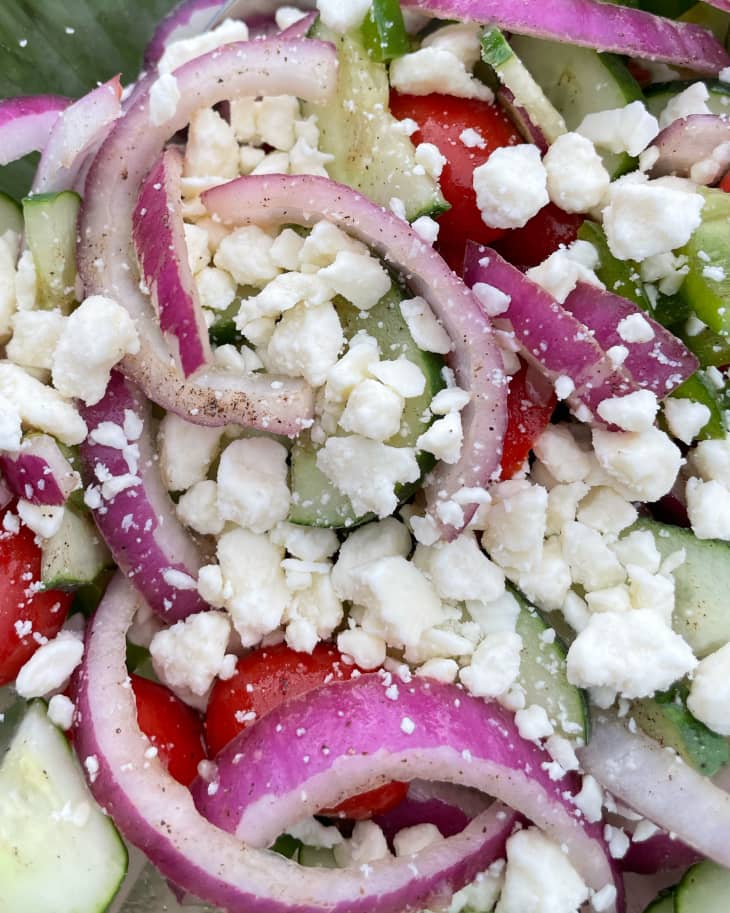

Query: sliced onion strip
[133,147,212,377]
[0,434,78,506]
[79,372,208,621]
[0,95,70,167]
[402,0,730,73]
[201,174,507,538]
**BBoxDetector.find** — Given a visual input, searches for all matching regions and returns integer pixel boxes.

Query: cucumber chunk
[509,36,642,178]
[302,22,447,221]
[0,191,23,237]
[676,861,730,913]
[643,888,676,913]
[22,190,80,313]
[298,845,338,868]
[513,588,590,743]
[669,372,727,441]
[360,0,410,63]
[41,507,113,591]
[289,285,444,528]
[0,701,127,913]
[629,518,730,658]
[632,682,730,776]
[577,221,652,311]
[481,28,567,144]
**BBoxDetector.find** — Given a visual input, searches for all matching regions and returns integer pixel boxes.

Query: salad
[2,0,730,911]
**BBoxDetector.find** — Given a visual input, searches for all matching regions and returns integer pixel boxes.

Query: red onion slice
[374,781,491,841]
[402,0,730,73]
[75,574,526,913]
[648,114,730,184]
[0,434,79,506]
[0,95,70,167]
[79,39,338,434]
[496,86,548,154]
[191,672,620,909]
[80,372,208,621]
[464,244,633,417]
[202,174,507,539]
[621,830,701,876]
[31,77,122,195]
[580,714,730,868]
[704,0,730,10]
[563,283,699,399]
[133,147,212,377]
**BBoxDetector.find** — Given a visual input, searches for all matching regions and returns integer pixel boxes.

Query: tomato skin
[720,170,730,193]
[388,92,522,272]
[205,643,407,819]
[131,674,207,786]
[491,202,584,272]
[0,509,74,686]
[500,362,556,480]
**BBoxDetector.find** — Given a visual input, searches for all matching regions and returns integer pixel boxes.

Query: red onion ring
[75,573,525,913]
[648,114,730,184]
[133,146,212,377]
[80,371,208,621]
[580,714,730,868]
[374,780,490,841]
[0,94,70,167]
[401,0,730,73]
[201,173,507,539]
[31,76,122,195]
[78,39,338,435]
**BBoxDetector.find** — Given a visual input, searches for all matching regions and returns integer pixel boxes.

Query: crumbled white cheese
[591,426,682,503]
[525,240,604,304]
[686,477,730,540]
[184,107,239,179]
[176,479,224,536]
[533,424,591,483]
[687,643,730,736]
[150,610,231,696]
[544,132,610,213]
[15,631,84,699]
[148,73,180,126]
[399,297,452,354]
[264,301,344,386]
[393,823,442,857]
[0,362,86,445]
[617,312,654,344]
[316,0,371,32]
[577,100,659,157]
[473,144,549,230]
[658,82,711,129]
[515,704,554,742]
[217,437,290,534]
[390,47,493,102]
[596,389,658,432]
[339,379,405,442]
[51,296,139,406]
[7,309,66,371]
[336,628,386,670]
[459,631,522,699]
[417,412,463,464]
[318,251,392,311]
[214,226,280,287]
[157,18,249,74]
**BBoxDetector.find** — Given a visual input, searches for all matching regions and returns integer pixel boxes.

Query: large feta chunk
[176,479,224,535]
[399,297,452,354]
[0,361,86,445]
[331,517,411,601]
[544,132,610,213]
[562,521,625,591]
[566,610,697,699]
[318,251,391,311]
[473,145,548,230]
[532,424,591,483]
[425,532,505,604]
[51,296,139,406]
[216,437,290,534]
[316,0,371,32]
[264,301,344,386]
[577,100,659,157]
[149,610,231,696]
[390,47,493,102]
[7,309,66,371]
[416,412,463,464]
[459,631,522,699]
[184,107,239,179]
[214,226,280,288]
[596,389,658,432]
[592,426,682,502]
[339,379,405,442]
[687,643,730,736]
[158,414,222,491]
[158,18,249,73]
[482,481,548,573]
[316,436,420,518]
[686,477,730,540]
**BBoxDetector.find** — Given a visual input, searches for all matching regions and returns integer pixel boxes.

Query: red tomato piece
[205,642,407,819]
[720,169,730,193]
[388,92,522,272]
[0,508,74,686]
[131,673,207,786]
[500,361,556,480]
[491,202,584,272]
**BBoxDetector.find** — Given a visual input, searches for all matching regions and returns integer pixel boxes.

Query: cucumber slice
[679,216,730,338]
[676,861,730,913]
[631,684,730,776]
[481,28,567,144]
[0,701,127,913]
[577,221,652,311]
[509,35,643,178]
[678,324,730,368]
[645,80,730,120]
[360,0,410,63]
[643,888,676,913]
[298,845,338,868]
[289,285,444,528]
[0,191,23,237]
[629,518,730,658]
[41,507,112,591]
[513,587,590,743]
[302,22,447,221]
[669,372,727,441]
[22,191,80,313]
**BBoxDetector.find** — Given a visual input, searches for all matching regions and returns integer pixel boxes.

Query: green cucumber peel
[360,0,410,63]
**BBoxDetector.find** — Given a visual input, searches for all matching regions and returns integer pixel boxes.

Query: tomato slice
[500,361,557,480]
[205,642,408,819]
[388,92,522,273]
[720,169,730,193]
[131,673,207,786]
[0,507,74,686]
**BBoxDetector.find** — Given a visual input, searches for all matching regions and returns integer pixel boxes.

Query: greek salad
[2,0,730,911]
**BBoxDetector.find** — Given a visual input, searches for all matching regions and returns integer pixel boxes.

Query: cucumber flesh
[510,35,642,178]
[676,861,730,913]
[628,518,730,658]
[643,888,676,913]
[481,28,567,144]
[302,22,447,221]
[0,701,127,913]
[41,507,112,591]
[577,220,652,311]
[298,845,338,868]
[513,587,590,743]
[288,284,444,529]
[0,191,23,237]
[22,191,80,313]
[645,80,730,120]
[669,372,727,441]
